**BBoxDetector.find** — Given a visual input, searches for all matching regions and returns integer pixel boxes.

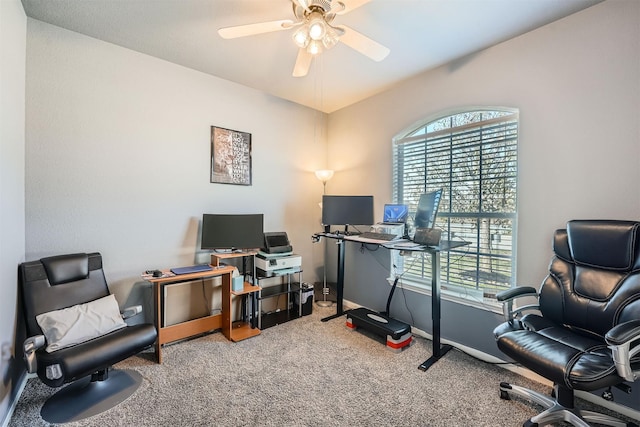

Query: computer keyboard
[357,231,399,241]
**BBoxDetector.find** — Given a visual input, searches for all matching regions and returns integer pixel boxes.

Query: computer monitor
[201,214,264,251]
[414,189,442,229]
[322,195,374,233]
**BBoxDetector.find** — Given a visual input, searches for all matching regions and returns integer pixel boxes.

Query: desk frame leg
[321,240,350,322]
[154,282,163,364]
[418,251,452,371]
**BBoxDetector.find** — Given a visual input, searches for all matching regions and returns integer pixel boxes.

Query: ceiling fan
[218,0,390,77]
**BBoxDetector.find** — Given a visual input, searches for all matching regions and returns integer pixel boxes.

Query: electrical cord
[349,225,366,235]
[392,270,515,367]
[359,242,381,253]
[201,279,210,314]
[354,234,519,367]
[357,242,516,366]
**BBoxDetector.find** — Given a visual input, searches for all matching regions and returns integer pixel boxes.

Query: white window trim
[391,107,518,306]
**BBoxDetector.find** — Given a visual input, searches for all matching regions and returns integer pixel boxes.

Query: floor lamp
[315,169,334,307]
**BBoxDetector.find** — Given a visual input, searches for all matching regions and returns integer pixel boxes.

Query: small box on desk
[232,276,244,292]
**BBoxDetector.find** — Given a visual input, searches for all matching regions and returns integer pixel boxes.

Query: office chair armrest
[23,335,45,374]
[496,286,539,323]
[496,286,538,302]
[606,320,640,382]
[121,305,142,319]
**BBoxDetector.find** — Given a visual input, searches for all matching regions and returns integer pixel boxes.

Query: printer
[255,252,302,275]
[256,232,301,277]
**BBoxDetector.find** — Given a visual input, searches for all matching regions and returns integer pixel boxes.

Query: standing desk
[145,264,260,363]
[313,232,467,371]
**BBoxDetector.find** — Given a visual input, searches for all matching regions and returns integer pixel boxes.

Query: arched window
[392,108,518,300]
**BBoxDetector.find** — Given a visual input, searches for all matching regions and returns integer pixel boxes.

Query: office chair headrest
[41,253,90,285]
[553,229,571,262]
[566,220,640,271]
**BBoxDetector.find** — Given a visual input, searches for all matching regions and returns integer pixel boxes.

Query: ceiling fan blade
[218,19,295,39]
[336,0,372,15]
[293,48,313,77]
[292,0,312,12]
[338,25,390,62]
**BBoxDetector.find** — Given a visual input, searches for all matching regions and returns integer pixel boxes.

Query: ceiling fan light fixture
[293,25,310,48]
[219,0,387,78]
[308,13,326,40]
[322,26,340,49]
[307,39,323,56]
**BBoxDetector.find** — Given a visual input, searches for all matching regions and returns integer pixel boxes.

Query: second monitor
[322,195,374,234]
[414,189,442,229]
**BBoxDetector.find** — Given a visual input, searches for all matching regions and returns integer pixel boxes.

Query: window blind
[392,111,518,297]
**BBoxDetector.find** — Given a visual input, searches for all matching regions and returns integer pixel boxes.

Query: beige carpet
[8,304,632,426]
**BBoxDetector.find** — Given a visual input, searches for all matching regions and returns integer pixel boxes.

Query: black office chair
[20,252,157,423]
[494,220,640,427]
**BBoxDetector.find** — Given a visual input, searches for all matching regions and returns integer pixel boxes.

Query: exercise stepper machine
[345,277,413,352]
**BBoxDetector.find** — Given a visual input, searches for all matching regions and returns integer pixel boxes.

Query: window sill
[386,276,503,314]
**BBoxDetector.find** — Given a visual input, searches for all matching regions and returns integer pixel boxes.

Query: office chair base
[41,368,143,424]
[499,382,636,427]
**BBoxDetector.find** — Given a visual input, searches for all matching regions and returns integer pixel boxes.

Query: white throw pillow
[36,294,127,352]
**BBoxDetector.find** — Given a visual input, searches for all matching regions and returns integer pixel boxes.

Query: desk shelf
[212,252,261,342]
[232,282,261,296]
[256,267,303,330]
[259,282,301,299]
[229,320,261,341]
[260,309,301,330]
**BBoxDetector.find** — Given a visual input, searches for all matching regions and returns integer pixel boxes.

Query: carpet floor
[8,304,635,426]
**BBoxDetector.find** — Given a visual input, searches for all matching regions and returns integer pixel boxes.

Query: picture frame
[210,126,252,185]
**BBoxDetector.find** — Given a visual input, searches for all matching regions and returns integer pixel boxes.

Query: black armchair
[494,220,640,427]
[20,252,157,423]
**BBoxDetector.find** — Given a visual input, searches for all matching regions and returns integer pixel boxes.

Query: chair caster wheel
[500,390,511,400]
[523,420,538,427]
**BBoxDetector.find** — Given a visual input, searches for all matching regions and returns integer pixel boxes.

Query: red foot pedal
[346,307,412,352]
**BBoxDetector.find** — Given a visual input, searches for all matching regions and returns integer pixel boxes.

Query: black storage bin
[294,283,313,316]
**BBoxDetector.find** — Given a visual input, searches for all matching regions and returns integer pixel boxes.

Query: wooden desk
[145,265,256,363]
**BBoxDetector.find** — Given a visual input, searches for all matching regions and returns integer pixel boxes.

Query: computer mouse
[152,270,163,278]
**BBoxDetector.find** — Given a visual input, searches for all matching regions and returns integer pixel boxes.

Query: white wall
[25,19,328,312]
[0,0,26,423]
[327,0,640,290]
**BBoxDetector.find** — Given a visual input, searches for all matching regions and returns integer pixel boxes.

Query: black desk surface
[315,232,468,252]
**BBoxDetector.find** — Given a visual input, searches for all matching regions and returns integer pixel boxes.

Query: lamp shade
[315,169,334,183]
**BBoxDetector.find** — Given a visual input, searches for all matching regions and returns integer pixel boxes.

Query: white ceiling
[21,0,602,113]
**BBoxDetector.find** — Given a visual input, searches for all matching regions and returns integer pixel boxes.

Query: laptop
[170,264,213,275]
[383,204,409,224]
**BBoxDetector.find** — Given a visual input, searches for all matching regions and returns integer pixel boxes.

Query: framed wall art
[210,126,252,185]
